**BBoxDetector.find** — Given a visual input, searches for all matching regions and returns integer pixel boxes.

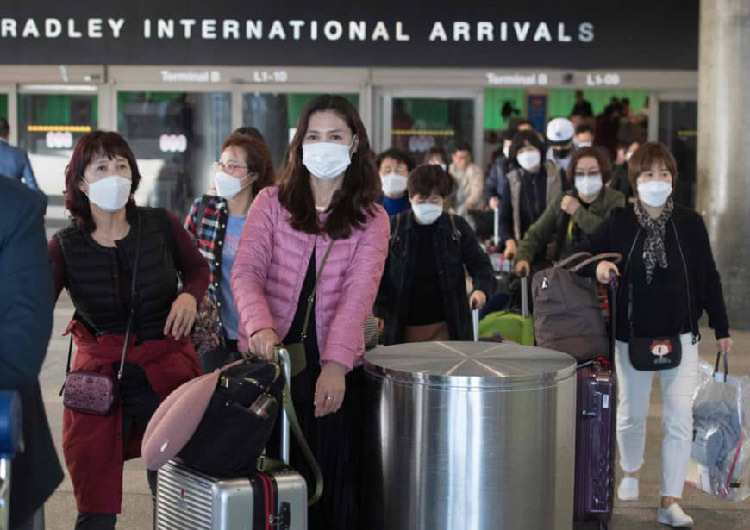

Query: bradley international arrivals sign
[0,0,698,69]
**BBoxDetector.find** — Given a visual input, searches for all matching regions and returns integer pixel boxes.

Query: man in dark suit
[0,177,63,529]
[0,118,46,204]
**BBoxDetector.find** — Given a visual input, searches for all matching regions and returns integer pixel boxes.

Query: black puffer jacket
[374,211,495,345]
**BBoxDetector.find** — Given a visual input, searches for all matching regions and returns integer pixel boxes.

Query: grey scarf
[634,197,674,283]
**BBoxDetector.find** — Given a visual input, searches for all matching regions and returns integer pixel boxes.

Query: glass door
[242,92,360,167]
[17,90,98,200]
[116,91,232,217]
[381,90,481,166]
[0,93,7,124]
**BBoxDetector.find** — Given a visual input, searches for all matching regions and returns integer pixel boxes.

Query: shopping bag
[685,352,750,502]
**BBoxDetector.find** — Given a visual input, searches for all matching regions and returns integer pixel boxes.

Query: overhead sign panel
[0,0,698,69]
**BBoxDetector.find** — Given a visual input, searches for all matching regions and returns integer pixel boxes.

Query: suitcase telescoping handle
[472,308,480,342]
[609,270,618,363]
[276,347,292,464]
[520,270,529,319]
[493,207,500,247]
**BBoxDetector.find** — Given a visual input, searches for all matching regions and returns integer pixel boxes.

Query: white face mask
[86,175,131,212]
[381,173,408,196]
[302,140,353,180]
[439,163,447,172]
[625,152,633,162]
[503,145,510,159]
[576,140,593,148]
[575,175,603,197]
[516,150,541,171]
[637,180,672,207]
[214,171,247,199]
[412,203,442,225]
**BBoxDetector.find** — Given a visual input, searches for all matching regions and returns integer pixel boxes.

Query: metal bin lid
[364,341,577,389]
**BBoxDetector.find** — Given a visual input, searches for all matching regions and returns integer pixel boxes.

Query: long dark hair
[65,131,141,233]
[277,95,381,240]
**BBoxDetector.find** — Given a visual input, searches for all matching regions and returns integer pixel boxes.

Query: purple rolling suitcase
[573,273,618,529]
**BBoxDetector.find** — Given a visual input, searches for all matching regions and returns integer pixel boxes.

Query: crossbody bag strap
[447,214,461,243]
[389,213,402,250]
[116,212,143,382]
[282,378,324,505]
[300,239,335,341]
[671,220,700,345]
[59,335,75,396]
[624,228,643,336]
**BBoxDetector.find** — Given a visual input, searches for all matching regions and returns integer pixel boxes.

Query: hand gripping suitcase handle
[274,347,324,506]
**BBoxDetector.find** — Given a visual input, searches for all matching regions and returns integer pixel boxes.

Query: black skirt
[270,248,364,530]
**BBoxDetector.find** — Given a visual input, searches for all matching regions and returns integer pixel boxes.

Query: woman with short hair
[375,164,495,345]
[578,142,732,527]
[515,146,625,276]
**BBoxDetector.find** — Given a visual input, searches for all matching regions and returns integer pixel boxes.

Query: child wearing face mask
[499,130,569,259]
[184,132,275,371]
[376,147,415,217]
[375,165,495,345]
[515,147,625,276]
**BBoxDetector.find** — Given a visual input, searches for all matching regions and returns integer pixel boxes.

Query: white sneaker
[617,477,639,501]
[657,503,694,527]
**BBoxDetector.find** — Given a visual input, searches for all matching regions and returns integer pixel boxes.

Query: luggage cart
[0,391,22,530]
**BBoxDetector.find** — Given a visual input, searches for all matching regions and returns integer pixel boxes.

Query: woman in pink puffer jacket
[231,95,389,529]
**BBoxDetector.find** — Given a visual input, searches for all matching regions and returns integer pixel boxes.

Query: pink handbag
[62,370,119,415]
[61,214,142,415]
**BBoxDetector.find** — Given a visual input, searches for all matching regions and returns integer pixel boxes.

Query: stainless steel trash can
[362,341,577,530]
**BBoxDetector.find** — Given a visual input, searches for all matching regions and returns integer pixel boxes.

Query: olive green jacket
[516,186,625,264]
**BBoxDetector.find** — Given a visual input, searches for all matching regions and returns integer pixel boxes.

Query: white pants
[615,333,698,498]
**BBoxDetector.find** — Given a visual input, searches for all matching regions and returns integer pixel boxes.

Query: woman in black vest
[48,131,209,529]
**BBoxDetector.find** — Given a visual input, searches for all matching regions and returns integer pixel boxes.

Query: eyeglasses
[214,161,248,173]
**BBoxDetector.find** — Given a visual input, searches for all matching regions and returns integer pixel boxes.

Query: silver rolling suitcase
[156,349,308,530]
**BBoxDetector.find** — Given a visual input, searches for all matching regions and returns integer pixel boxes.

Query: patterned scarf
[634,197,674,284]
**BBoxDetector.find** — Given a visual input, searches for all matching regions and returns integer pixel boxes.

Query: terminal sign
[252,70,289,83]
[486,72,548,86]
[585,72,621,86]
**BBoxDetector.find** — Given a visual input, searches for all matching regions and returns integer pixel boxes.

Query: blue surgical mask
[412,203,442,225]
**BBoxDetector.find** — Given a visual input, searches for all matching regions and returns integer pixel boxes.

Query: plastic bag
[685,352,750,502]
